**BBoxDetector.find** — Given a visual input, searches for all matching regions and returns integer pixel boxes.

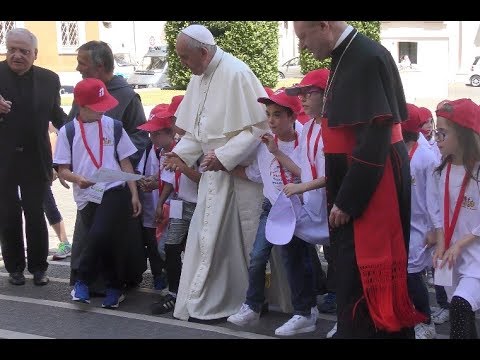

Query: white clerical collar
[333,25,354,50]
[204,47,223,76]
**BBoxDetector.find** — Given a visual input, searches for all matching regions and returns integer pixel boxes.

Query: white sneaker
[227,303,260,327]
[275,314,316,336]
[326,322,337,338]
[415,322,437,339]
[432,308,450,324]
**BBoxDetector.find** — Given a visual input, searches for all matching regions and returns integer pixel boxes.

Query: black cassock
[321,28,425,338]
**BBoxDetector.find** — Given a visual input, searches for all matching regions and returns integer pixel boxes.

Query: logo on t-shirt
[103,137,113,146]
[269,158,300,191]
[462,194,477,210]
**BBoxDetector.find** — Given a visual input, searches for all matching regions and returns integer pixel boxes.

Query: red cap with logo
[137,104,173,132]
[401,103,424,134]
[435,98,480,135]
[74,78,119,112]
[285,68,330,97]
[257,87,302,115]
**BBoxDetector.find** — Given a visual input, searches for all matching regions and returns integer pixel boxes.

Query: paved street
[0,81,479,339]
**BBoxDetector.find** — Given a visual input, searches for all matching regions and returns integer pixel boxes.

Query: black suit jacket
[0,61,67,182]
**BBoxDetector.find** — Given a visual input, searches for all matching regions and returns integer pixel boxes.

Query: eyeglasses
[7,47,32,56]
[434,129,447,142]
[297,89,323,100]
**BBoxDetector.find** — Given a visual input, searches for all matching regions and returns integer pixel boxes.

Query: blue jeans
[245,199,273,313]
[245,198,316,316]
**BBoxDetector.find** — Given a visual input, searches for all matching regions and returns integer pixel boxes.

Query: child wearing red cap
[54,78,142,309]
[285,69,337,336]
[139,97,202,315]
[227,88,321,336]
[402,103,442,339]
[418,106,442,161]
[433,98,480,339]
[135,103,172,291]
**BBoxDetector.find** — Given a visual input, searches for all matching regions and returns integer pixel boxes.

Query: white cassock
[171,47,271,320]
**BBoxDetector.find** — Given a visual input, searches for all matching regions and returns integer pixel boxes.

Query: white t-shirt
[54,116,137,210]
[408,142,442,273]
[291,119,329,244]
[161,161,200,204]
[437,162,480,278]
[244,135,301,205]
[137,146,160,228]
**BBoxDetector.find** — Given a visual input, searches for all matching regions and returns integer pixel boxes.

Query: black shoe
[151,294,176,315]
[8,272,25,285]
[33,271,49,286]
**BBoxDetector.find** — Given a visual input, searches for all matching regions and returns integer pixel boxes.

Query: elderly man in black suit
[0,28,66,286]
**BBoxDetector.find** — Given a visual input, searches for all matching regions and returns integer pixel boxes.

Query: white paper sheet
[87,168,143,183]
[434,259,453,287]
[169,199,183,219]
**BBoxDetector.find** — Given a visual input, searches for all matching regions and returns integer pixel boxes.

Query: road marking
[0,328,53,339]
[0,294,275,339]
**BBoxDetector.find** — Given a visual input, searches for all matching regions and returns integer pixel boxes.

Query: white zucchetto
[181,24,216,46]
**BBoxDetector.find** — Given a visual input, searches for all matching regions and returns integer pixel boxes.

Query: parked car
[468,56,480,87]
[127,46,171,89]
[113,52,137,80]
[278,56,302,79]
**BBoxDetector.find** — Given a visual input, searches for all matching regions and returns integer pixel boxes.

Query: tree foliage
[299,21,381,74]
[165,21,279,89]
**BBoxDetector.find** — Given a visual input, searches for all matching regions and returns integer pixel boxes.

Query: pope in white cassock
[164,24,271,320]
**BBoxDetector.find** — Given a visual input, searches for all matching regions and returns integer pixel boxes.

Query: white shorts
[445,275,480,311]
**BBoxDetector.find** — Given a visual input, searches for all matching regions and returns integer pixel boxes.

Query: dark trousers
[0,151,49,274]
[43,185,62,226]
[76,186,130,290]
[164,242,185,294]
[323,244,336,294]
[142,227,165,278]
[407,271,432,323]
[280,236,318,316]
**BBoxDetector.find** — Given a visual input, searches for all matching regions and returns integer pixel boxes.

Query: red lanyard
[306,121,322,179]
[174,170,181,193]
[274,132,298,185]
[444,162,470,249]
[78,118,103,169]
[408,142,418,160]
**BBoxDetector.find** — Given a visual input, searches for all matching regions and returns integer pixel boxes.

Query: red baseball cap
[436,98,480,135]
[401,103,423,134]
[285,68,330,97]
[167,95,184,117]
[418,107,433,124]
[74,78,118,112]
[257,87,302,115]
[137,104,173,132]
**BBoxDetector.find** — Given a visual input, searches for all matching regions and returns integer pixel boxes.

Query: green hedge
[299,21,381,74]
[165,21,279,89]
